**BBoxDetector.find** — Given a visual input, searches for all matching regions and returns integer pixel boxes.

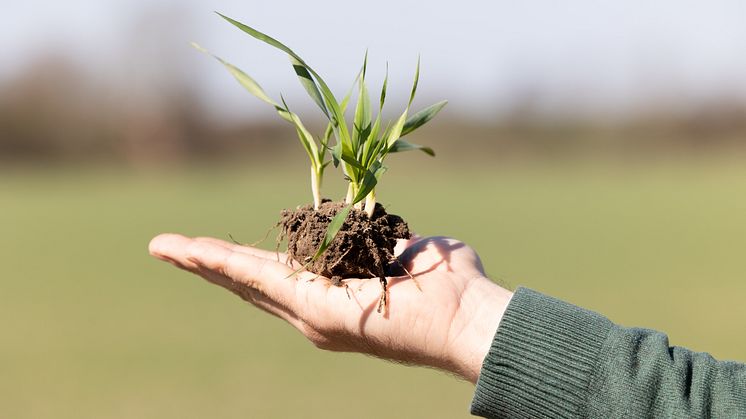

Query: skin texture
[149,234,514,383]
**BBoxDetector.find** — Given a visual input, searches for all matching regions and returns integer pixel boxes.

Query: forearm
[470,288,746,418]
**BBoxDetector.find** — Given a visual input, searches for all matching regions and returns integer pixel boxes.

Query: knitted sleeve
[470,287,746,418]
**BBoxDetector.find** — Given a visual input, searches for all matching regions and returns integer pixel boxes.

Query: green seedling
[195,12,446,263]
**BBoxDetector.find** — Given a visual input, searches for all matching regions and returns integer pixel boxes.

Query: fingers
[193,236,296,266]
[192,263,302,324]
[151,234,297,266]
[150,233,308,327]
[149,233,201,271]
[184,239,300,307]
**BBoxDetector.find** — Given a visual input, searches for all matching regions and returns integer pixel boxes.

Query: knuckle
[185,241,208,259]
[300,321,332,350]
[225,251,268,294]
[223,251,242,276]
[216,253,235,278]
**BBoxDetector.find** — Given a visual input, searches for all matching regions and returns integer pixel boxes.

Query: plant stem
[345,183,354,205]
[364,189,376,217]
[311,166,321,210]
[353,183,363,210]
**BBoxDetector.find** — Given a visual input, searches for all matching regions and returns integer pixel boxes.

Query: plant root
[278,200,409,314]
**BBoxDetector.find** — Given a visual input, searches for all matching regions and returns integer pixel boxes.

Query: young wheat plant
[194,12,447,259]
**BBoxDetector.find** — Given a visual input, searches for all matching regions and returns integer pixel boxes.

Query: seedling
[195,13,447,311]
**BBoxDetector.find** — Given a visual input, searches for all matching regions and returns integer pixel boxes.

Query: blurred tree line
[1,50,745,166]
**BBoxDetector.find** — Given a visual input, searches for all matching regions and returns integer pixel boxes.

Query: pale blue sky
[3,0,746,120]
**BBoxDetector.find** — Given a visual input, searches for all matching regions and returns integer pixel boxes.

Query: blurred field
[2,157,746,418]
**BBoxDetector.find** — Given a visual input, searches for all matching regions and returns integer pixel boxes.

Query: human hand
[149,234,513,383]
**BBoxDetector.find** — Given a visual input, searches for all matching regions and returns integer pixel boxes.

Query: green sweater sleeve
[470,287,746,418]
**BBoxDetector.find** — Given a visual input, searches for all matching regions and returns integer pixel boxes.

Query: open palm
[149,234,512,383]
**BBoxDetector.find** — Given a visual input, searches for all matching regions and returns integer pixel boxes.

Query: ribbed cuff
[470,287,614,419]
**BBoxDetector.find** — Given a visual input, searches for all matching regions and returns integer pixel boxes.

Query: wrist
[446,277,514,383]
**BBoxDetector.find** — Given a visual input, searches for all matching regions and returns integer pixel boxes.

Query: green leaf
[331,142,342,168]
[373,163,388,181]
[280,96,320,167]
[352,52,371,153]
[325,74,355,132]
[385,58,421,148]
[276,109,294,123]
[192,42,279,108]
[408,56,421,107]
[290,56,329,118]
[379,63,388,110]
[358,66,388,169]
[388,139,435,156]
[386,111,409,148]
[367,120,392,166]
[401,100,448,137]
[340,153,366,171]
[359,119,379,169]
[324,78,355,167]
[339,80,355,112]
[192,42,327,168]
[217,13,353,152]
[217,13,305,64]
[352,161,384,204]
[312,205,351,260]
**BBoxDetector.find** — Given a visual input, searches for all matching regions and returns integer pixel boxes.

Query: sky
[3,0,746,120]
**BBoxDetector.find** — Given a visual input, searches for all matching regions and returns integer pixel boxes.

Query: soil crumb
[279,200,410,281]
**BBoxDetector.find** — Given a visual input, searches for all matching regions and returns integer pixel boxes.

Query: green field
[2,158,746,418]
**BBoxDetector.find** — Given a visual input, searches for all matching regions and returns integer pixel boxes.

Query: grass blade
[359,64,388,168]
[331,142,342,168]
[351,162,384,204]
[313,173,405,256]
[219,12,331,119]
[401,100,448,137]
[217,13,352,150]
[373,162,388,181]
[217,13,305,64]
[408,56,420,107]
[325,75,357,167]
[352,52,372,152]
[388,139,435,156]
[192,43,279,108]
[290,56,329,118]
[280,96,320,166]
[380,63,389,110]
[312,205,351,260]
[385,58,421,148]
[367,120,391,165]
[386,111,409,148]
[334,167,382,250]
[340,153,366,171]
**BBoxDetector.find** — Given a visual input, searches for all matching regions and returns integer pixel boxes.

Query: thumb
[394,233,423,256]
[397,236,486,277]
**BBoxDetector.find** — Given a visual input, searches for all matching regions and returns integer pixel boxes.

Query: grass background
[2,156,745,418]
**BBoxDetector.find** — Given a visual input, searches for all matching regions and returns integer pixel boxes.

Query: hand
[149,233,514,383]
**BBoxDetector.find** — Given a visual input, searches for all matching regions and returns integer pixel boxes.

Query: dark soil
[279,200,410,308]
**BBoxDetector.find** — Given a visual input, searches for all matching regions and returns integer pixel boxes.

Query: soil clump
[279,200,410,299]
